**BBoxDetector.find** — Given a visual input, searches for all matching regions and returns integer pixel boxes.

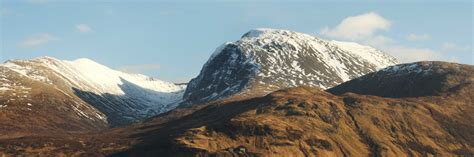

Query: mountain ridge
[0,56,186,128]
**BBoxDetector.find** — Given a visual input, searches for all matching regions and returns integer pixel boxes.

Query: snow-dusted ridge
[237,28,398,82]
[1,56,186,126]
[3,56,184,95]
[39,56,182,95]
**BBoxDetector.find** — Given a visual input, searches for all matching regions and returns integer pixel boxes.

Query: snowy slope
[1,57,185,126]
[183,28,399,105]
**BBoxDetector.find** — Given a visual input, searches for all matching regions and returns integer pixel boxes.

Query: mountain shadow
[72,77,183,127]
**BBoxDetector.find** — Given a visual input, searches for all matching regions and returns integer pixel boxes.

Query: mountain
[0,56,185,130]
[328,61,474,98]
[99,61,471,156]
[18,61,462,156]
[0,59,472,156]
[183,28,398,105]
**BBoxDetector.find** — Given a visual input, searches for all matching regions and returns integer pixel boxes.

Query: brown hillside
[112,85,473,156]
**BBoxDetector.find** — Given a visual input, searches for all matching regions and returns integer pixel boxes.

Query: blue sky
[1,0,472,82]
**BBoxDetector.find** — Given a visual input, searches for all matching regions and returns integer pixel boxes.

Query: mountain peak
[72,57,100,64]
[33,56,106,69]
[182,29,399,105]
[33,56,60,61]
[239,28,397,67]
[241,28,317,41]
[242,28,299,38]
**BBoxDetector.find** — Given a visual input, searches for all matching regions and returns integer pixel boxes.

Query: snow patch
[330,40,397,69]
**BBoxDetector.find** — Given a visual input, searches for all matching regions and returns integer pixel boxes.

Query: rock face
[0,57,185,128]
[183,28,398,105]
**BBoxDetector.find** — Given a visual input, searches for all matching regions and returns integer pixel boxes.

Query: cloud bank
[18,33,58,48]
[320,12,452,63]
[321,12,391,42]
[75,24,92,33]
[118,64,162,74]
[406,34,431,41]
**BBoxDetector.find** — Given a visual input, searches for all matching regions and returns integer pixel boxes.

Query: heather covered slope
[116,85,473,156]
[328,61,474,98]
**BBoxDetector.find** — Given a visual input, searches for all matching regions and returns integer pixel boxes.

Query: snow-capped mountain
[0,56,185,127]
[183,28,399,105]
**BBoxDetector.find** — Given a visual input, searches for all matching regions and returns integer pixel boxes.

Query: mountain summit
[183,28,399,105]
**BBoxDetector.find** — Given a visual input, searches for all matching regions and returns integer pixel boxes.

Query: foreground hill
[5,61,468,156]
[182,28,398,105]
[328,61,474,98]
[115,89,472,156]
[0,56,185,134]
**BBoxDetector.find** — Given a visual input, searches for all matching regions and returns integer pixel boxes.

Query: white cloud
[446,57,460,63]
[406,34,431,41]
[384,46,441,62]
[118,64,162,74]
[320,12,391,41]
[319,12,454,63]
[17,33,58,48]
[75,24,92,33]
[441,42,457,49]
[441,42,470,51]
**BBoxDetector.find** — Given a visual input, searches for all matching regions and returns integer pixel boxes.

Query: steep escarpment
[182,28,398,105]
